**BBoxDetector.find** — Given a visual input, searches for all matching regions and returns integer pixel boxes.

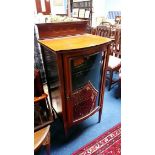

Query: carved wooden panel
[36,21,88,39]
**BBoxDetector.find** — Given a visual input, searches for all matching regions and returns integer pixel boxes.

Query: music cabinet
[36,21,112,135]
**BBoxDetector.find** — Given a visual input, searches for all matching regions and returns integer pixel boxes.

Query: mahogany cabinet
[36,22,112,135]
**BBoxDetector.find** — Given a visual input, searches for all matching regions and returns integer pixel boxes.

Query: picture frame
[72,8,79,18]
[85,10,90,18]
[79,9,85,18]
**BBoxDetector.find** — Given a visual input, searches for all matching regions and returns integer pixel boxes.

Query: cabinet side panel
[41,48,63,118]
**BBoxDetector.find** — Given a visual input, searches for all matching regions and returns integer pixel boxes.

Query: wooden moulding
[38,34,112,53]
[36,20,89,39]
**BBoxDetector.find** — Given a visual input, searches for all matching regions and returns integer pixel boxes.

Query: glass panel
[43,49,59,89]
[70,52,104,121]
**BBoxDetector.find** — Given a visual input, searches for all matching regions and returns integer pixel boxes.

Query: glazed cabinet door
[63,48,106,126]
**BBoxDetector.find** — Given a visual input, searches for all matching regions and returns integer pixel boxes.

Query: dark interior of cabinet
[71,52,103,92]
[70,52,104,121]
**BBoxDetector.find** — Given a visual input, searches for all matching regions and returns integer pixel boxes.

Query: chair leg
[108,70,113,91]
[116,79,121,98]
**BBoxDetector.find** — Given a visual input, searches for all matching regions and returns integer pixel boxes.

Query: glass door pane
[70,52,104,121]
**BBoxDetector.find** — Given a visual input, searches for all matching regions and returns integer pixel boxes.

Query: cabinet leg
[98,109,102,123]
[46,142,50,155]
[108,70,113,91]
[64,126,68,137]
[63,122,69,139]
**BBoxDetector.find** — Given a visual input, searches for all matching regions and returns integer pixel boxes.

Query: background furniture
[91,26,111,38]
[71,0,93,25]
[34,125,51,155]
[115,16,121,24]
[89,26,121,91]
[34,69,54,132]
[115,69,121,98]
[34,28,46,83]
[36,22,112,135]
[107,28,121,90]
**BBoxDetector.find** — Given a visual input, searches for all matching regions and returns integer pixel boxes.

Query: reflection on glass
[70,52,104,121]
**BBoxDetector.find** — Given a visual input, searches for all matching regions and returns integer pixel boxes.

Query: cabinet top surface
[38,34,112,52]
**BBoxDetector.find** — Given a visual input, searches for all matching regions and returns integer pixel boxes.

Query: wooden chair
[114,68,121,98]
[90,26,111,38]
[106,29,121,91]
[99,21,112,27]
[89,27,97,35]
[115,16,121,24]
[96,26,111,38]
[89,27,121,91]
[116,69,121,98]
[34,125,51,155]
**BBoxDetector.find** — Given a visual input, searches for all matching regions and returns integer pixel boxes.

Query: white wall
[104,0,121,14]
[92,0,106,27]
[92,0,121,27]
[93,0,106,17]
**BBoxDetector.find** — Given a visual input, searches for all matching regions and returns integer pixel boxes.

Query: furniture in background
[91,26,111,38]
[98,21,112,27]
[90,26,121,91]
[34,28,46,83]
[71,0,93,25]
[34,125,51,155]
[115,16,121,24]
[35,0,51,15]
[34,69,54,132]
[107,28,121,90]
[95,11,121,28]
[36,22,112,135]
[115,69,121,98]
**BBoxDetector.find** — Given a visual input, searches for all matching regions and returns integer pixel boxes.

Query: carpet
[72,123,121,155]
